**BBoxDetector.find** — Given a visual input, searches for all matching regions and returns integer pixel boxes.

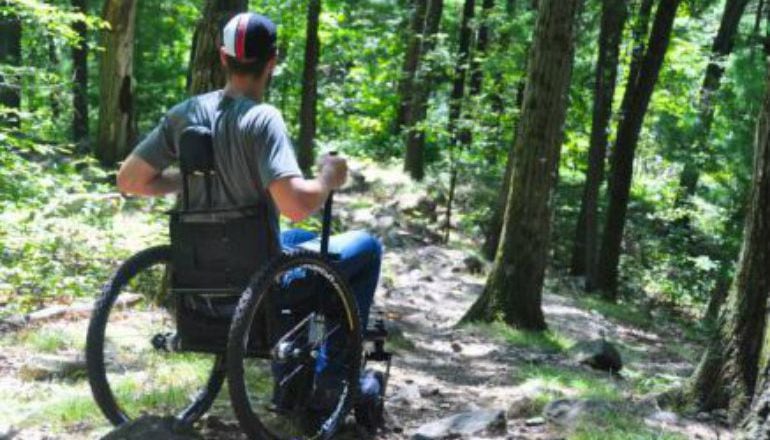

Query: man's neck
[224,80,264,101]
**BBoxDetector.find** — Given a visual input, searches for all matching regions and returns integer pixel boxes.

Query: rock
[388,383,422,407]
[524,416,546,427]
[462,255,485,274]
[19,353,86,381]
[507,395,537,418]
[419,387,441,398]
[376,215,396,230]
[0,424,19,440]
[646,410,680,425]
[411,409,506,439]
[348,170,370,192]
[568,339,623,373]
[543,399,610,428]
[101,416,202,440]
[450,342,463,353]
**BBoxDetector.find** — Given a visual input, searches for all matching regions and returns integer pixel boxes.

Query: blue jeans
[272,229,383,409]
[280,229,382,328]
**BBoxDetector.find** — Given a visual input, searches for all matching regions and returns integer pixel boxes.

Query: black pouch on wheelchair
[168,125,279,354]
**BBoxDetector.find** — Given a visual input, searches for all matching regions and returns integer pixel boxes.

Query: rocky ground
[0,161,735,439]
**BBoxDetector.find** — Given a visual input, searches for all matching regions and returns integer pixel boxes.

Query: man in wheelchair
[115,12,385,434]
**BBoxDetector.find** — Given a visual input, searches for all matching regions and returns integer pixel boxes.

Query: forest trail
[0,161,732,439]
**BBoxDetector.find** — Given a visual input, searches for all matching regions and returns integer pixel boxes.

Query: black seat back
[169,125,278,353]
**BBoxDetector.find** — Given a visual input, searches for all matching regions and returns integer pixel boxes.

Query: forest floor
[0,160,734,439]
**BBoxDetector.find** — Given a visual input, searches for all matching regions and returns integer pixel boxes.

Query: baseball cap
[222,13,277,62]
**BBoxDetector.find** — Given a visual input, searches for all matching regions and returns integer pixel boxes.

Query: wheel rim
[87,247,224,425]
[229,256,362,440]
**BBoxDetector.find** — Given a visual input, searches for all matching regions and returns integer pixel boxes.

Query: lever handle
[320,152,338,256]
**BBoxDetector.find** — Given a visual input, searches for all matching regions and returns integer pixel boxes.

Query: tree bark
[404,0,444,181]
[188,0,247,95]
[0,0,21,128]
[395,0,429,133]
[482,80,525,260]
[72,0,89,147]
[690,64,770,423]
[570,0,628,278]
[95,0,138,166]
[462,0,579,330]
[677,0,750,202]
[297,0,322,173]
[593,0,680,299]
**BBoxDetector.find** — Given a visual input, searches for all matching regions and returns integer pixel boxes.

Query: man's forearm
[295,177,333,213]
[120,169,182,197]
[269,175,334,222]
[144,169,182,196]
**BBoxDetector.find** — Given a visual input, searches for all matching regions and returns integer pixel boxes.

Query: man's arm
[117,154,182,196]
[268,154,347,222]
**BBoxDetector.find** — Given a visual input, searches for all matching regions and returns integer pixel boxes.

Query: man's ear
[219,48,228,68]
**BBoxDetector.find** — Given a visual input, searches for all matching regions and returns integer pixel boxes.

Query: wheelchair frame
[86,126,392,439]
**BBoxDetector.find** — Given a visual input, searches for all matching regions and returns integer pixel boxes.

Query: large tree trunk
[297,0,322,173]
[72,0,89,147]
[0,0,21,129]
[677,0,750,202]
[96,0,138,166]
[395,0,429,134]
[462,0,579,330]
[592,0,680,299]
[690,64,770,423]
[188,0,247,95]
[570,0,628,278]
[404,0,443,181]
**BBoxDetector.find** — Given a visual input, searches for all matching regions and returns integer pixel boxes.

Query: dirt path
[0,161,733,439]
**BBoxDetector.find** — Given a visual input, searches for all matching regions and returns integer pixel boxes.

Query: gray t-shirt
[132,90,302,235]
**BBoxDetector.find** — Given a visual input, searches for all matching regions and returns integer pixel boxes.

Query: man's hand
[318,153,348,190]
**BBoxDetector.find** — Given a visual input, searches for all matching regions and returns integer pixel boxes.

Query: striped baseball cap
[222,13,277,62]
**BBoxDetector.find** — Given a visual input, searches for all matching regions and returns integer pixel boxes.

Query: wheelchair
[85,127,392,439]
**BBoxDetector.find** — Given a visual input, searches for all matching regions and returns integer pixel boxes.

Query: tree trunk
[482,80,525,260]
[570,0,628,278]
[444,0,476,241]
[95,0,138,166]
[0,0,21,129]
[689,64,770,423]
[463,0,579,330]
[469,0,495,96]
[593,0,680,299]
[677,0,750,202]
[72,0,89,147]
[188,0,247,95]
[297,0,322,173]
[447,0,475,145]
[404,0,444,181]
[395,0,429,133]
[619,0,655,111]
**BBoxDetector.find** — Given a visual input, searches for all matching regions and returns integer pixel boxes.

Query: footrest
[363,326,388,341]
[365,349,392,363]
